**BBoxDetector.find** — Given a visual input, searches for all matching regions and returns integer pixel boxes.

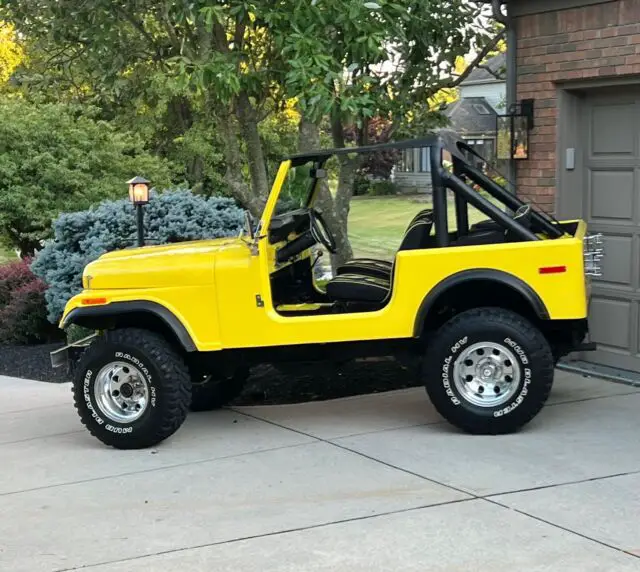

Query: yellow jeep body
[60,156,589,354]
[57,133,601,448]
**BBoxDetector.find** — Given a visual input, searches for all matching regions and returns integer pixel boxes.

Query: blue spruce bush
[32,189,244,322]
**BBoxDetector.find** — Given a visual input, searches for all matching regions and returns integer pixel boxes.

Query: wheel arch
[63,301,197,352]
[413,269,550,337]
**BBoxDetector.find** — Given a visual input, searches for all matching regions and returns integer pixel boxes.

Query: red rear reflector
[539,266,566,275]
[81,297,107,305]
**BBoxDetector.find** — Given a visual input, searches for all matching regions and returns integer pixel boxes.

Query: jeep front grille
[584,233,604,278]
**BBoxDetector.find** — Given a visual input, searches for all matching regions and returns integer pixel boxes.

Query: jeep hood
[84,237,247,290]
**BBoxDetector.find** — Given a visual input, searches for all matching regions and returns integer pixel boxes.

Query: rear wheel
[73,328,191,449]
[423,307,554,434]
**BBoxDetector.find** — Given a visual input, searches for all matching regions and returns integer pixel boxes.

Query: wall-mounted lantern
[496,99,534,161]
[127,176,150,247]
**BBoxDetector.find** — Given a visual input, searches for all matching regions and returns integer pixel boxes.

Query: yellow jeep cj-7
[52,133,602,449]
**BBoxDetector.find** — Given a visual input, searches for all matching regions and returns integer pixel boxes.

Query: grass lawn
[348,195,493,260]
[0,246,16,264]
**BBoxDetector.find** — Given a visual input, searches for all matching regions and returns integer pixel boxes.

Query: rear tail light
[584,234,604,278]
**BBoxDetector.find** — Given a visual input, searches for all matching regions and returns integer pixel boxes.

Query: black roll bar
[430,145,449,247]
[458,160,563,239]
[452,160,469,238]
[446,173,540,242]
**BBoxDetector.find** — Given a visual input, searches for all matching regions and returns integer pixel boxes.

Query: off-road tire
[190,368,249,412]
[72,328,191,449]
[423,307,554,435]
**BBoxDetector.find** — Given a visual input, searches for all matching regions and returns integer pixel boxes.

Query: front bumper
[50,333,98,372]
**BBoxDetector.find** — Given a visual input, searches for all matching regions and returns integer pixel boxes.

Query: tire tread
[73,328,191,449]
[424,307,554,435]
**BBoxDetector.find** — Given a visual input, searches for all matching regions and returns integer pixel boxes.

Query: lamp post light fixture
[496,99,535,161]
[127,176,150,247]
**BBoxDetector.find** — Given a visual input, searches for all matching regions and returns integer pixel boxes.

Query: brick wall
[515,0,640,209]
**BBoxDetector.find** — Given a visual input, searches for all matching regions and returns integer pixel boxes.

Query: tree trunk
[15,237,41,259]
[217,113,264,216]
[331,156,359,266]
[187,156,205,194]
[235,92,270,206]
[168,97,205,194]
[297,117,353,269]
[6,223,42,258]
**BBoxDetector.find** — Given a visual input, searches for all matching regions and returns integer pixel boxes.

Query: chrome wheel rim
[93,361,149,423]
[453,342,521,408]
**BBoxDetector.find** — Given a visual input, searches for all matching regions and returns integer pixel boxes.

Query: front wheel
[423,307,554,435]
[72,328,192,449]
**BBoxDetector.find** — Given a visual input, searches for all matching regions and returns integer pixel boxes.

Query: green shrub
[31,189,244,323]
[65,323,95,344]
[367,180,399,196]
[0,259,57,345]
[0,99,175,256]
[352,175,371,196]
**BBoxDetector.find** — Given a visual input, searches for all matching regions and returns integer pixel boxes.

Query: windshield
[274,163,317,214]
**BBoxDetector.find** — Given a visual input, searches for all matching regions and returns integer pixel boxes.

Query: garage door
[581,90,640,372]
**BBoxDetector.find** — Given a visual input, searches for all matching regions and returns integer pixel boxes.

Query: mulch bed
[0,343,421,405]
[0,342,69,383]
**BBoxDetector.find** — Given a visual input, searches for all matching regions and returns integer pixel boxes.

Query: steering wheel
[503,204,533,242]
[310,209,337,254]
[512,204,532,228]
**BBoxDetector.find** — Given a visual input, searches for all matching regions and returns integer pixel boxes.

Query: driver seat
[325,212,433,304]
[325,273,391,303]
[334,209,433,281]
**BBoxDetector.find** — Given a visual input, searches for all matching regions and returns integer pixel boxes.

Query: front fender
[61,296,197,352]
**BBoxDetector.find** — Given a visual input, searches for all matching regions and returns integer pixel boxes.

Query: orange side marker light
[81,297,108,305]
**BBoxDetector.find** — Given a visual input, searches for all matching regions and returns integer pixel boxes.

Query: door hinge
[255,294,264,307]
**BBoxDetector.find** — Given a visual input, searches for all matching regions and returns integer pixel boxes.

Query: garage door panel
[593,235,634,286]
[578,91,640,373]
[589,170,635,221]
[588,297,632,351]
[591,103,636,155]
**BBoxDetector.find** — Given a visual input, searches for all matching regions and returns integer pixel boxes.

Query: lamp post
[127,176,150,247]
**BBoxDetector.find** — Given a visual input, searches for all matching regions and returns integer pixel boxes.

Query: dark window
[464,138,495,167]
[399,148,415,172]
[419,147,431,172]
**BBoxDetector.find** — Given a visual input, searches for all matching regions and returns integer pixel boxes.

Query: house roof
[464,52,506,83]
[444,96,497,135]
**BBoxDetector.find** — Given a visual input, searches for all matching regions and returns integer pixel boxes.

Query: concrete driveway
[1,371,640,572]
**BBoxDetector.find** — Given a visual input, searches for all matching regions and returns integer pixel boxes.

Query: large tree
[2,0,502,262]
[269,1,503,261]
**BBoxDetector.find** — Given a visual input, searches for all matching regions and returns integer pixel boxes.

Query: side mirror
[244,210,255,240]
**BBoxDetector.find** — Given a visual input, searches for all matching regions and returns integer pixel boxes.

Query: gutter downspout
[506,12,517,194]
[492,1,517,194]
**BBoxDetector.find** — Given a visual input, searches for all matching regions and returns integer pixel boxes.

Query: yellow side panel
[62,214,589,353]
[216,234,587,350]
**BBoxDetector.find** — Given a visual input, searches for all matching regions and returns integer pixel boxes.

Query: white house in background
[393,53,506,193]
[458,52,506,111]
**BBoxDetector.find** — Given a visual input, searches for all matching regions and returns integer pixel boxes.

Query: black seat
[325,273,390,303]
[336,209,433,280]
